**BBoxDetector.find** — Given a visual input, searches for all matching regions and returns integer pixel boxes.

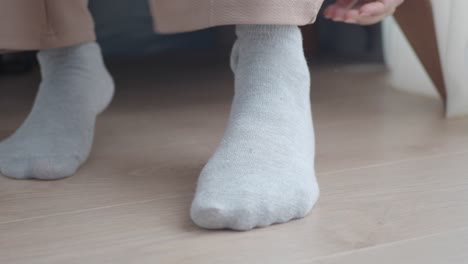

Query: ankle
[37,42,102,72]
[236,25,302,41]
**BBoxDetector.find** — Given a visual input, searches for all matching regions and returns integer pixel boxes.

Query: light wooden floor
[1,58,468,264]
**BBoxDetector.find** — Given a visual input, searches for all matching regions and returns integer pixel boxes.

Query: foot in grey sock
[191,25,319,231]
[0,42,114,180]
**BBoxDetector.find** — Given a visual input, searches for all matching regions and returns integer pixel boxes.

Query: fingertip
[344,9,360,22]
[324,7,332,18]
[344,18,357,24]
[324,4,338,17]
[333,8,348,21]
[359,2,385,17]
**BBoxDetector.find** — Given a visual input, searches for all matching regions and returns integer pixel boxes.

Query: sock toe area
[0,155,81,180]
[190,184,320,231]
[191,199,262,231]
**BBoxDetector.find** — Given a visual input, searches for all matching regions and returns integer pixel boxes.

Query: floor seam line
[318,149,468,176]
[308,225,468,262]
[0,194,191,225]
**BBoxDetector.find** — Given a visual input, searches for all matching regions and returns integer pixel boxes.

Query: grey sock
[191,25,319,231]
[0,42,114,180]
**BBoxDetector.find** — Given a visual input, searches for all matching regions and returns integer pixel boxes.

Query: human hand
[324,0,405,25]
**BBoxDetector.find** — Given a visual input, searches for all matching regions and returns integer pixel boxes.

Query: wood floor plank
[311,227,468,264]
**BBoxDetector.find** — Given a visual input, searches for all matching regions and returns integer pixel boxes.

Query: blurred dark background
[0,0,383,75]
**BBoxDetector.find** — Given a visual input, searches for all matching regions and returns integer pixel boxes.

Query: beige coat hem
[0,0,324,51]
[150,0,324,33]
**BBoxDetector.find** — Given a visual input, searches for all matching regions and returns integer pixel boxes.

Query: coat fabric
[0,0,324,50]
[150,0,324,33]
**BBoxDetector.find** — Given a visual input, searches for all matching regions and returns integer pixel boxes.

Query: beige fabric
[0,0,324,50]
[0,0,95,51]
[150,0,324,33]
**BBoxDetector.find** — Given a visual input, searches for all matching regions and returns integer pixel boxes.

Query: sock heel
[95,70,115,115]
